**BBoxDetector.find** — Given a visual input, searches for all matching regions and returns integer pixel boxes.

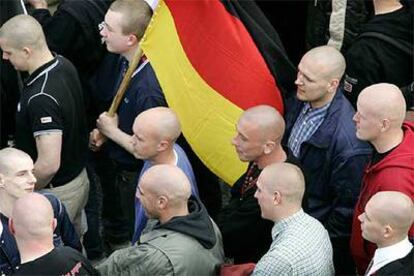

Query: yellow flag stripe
[140,0,247,185]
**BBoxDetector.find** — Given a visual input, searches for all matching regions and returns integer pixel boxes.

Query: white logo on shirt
[40,117,52,123]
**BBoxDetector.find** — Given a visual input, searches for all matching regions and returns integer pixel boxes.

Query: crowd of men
[0,0,412,275]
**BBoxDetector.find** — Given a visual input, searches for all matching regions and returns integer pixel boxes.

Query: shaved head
[357,83,406,128]
[0,14,47,50]
[260,163,305,204]
[302,46,346,80]
[368,191,414,233]
[109,0,152,38]
[139,164,191,208]
[11,193,54,241]
[133,107,181,143]
[240,105,285,143]
[0,148,32,175]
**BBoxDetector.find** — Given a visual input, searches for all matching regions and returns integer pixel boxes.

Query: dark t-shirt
[14,247,98,275]
[15,55,88,186]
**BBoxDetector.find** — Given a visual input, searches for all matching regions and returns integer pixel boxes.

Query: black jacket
[376,248,414,275]
[344,6,413,108]
[306,0,370,52]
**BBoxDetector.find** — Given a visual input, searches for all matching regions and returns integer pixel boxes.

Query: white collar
[173,147,178,166]
[368,237,413,275]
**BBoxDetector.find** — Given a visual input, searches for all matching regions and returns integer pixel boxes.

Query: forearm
[34,160,58,189]
[105,128,135,155]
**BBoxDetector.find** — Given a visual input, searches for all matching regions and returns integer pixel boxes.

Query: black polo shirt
[15,55,87,186]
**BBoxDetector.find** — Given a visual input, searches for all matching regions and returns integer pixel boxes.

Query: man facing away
[253,163,334,275]
[10,193,97,275]
[351,83,414,274]
[0,15,89,236]
[358,191,414,276]
[283,45,371,274]
[0,148,80,275]
[97,164,224,275]
[217,105,296,263]
[129,107,198,243]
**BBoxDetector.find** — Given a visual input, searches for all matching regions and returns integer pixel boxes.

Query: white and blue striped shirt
[288,102,330,157]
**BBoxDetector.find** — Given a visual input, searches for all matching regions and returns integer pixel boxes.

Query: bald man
[283,45,371,274]
[130,107,198,243]
[351,83,414,274]
[217,105,296,263]
[253,163,334,275]
[0,148,80,275]
[0,15,89,236]
[97,165,224,275]
[358,192,414,275]
[10,193,97,275]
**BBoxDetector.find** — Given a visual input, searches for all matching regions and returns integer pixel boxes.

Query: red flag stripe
[166,0,284,113]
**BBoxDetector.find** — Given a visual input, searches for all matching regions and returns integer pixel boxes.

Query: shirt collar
[371,237,413,273]
[302,102,331,114]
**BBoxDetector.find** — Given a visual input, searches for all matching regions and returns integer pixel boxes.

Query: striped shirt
[253,209,335,276]
[288,102,330,157]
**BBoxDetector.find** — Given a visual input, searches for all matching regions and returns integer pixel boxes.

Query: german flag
[140,0,295,185]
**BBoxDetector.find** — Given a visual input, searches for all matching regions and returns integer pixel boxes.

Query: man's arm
[96,112,135,154]
[97,243,172,276]
[325,153,370,237]
[34,132,62,189]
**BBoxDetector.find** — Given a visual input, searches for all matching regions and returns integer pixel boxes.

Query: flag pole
[108,46,144,116]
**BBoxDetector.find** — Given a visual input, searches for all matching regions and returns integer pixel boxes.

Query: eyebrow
[235,125,249,140]
[105,21,114,32]
[297,65,315,82]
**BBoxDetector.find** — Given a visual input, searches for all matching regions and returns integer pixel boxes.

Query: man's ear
[158,195,168,210]
[52,218,57,232]
[383,224,393,239]
[22,46,31,58]
[0,173,5,188]
[157,140,169,152]
[328,79,339,93]
[9,218,15,236]
[380,119,391,132]
[263,141,276,155]
[126,34,138,47]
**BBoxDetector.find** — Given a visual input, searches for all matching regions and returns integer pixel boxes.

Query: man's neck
[374,0,403,15]
[150,147,176,166]
[123,45,139,63]
[19,242,54,264]
[159,207,189,224]
[28,50,54,75]
[372,128,404,153]
[0,193,16,218]
[257,145,287,169]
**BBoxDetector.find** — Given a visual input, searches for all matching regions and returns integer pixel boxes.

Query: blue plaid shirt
[288,102,330,157]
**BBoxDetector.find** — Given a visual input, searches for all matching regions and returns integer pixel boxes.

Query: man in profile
[253,163,334,275]
[0,15,89,236]
[0,148,80,275]
[358,191,413,275]
[351,83,414,274]
[97,165,224,275]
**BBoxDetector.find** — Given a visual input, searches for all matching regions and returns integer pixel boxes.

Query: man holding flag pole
[89,0,166,253]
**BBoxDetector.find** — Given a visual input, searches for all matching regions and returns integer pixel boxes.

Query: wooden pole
[108,46,144,116]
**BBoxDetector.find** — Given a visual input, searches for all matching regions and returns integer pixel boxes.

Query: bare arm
[34,132,62,189]
[96,112,135,155]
